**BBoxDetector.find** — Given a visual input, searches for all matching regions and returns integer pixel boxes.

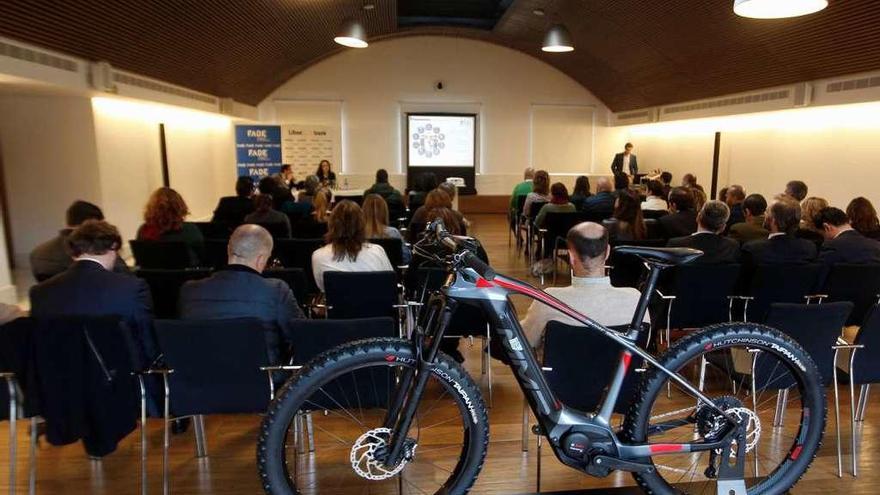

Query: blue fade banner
[235,125,282,178]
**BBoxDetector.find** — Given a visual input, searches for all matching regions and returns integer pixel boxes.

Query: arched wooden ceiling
[1,0,879,112]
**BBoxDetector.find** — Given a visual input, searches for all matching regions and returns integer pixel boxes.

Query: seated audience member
[522,170,551,217]
[682,173,704,192]
[437,181,468,230]
[613,173,629,191]
[179,225,304,364]
[718,187,729,203]
[570,175,592,211]
[259,175,291,211]
[363,194,412,265]
[785,180,808,202]
[641,180,667,211]
[296,175,320,204]
[212,176,255,225]
[604,190,646,241]
[814,206,880,265]
[31,220,157,367]
[691,187,707,212]
[244,194,292,237]
[137,187,204,265]
[535,182,576,228]
[409,189,466,236]
[408,172,438,212]
[729,194,769,244]
[312,200,393,292]
[31,200,129,281]
[796,196,828,247]
[660,171,673,198]
[364,169,404,211]
[581,177,615,218]
[509,168,536,234]
[742,197,816,265]
[725,185,746,229]
[315,160,337,189]
[273,164,296,191]
[292,188,331,237]
[668,200,740,264]
[658,187,698,238]
[520,222,647,348]
[846,197,880,240]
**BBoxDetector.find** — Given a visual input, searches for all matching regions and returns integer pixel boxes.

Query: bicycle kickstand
[715,428,748,495]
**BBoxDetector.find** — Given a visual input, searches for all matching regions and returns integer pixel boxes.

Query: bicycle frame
[382,258,742,473]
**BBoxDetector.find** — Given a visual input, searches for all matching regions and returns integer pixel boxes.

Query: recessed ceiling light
[334,18,369,48]
[733,0,828,19]
[542,24,574,53]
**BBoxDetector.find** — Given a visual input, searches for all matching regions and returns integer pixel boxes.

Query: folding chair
[135,268,212,319]
[130,240,192,269]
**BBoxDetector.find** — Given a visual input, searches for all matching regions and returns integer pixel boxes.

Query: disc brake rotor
[350,428,418,481]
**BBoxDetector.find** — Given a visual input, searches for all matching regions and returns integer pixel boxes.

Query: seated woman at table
[315,160,337,189]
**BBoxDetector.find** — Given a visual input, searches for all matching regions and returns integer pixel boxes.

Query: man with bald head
[521,222,647,348]
[580,176,615,218]
[179,224,304,363]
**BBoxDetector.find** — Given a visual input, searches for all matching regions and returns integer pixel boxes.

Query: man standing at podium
[611,142,638,177]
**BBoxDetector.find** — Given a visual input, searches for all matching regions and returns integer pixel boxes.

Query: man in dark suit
[668,201,740,264]
[179,225,305,364]
[30,220,157,366]
[610,142,638,177]
[815,206,880,265]
[724,185,746,230]
[742,197,817,265]
[729,194,769,245]
[211,176,255,225]
[658,187,698,238]
[30,200,129,282]
[581,177,615,218]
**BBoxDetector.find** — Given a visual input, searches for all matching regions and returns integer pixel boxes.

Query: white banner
[280,124,338,180]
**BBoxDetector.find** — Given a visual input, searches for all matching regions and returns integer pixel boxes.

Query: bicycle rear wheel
[257,338,489,495]
[623,324,825,495]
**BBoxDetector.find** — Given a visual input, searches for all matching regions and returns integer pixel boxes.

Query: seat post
[629,262,663,331]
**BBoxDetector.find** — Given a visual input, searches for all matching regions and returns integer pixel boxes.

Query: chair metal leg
[856,384,870,422]
[521,400,529,452]
[849,357,858,477]
[138,376,148,495]
[536,432,542,493]
[28,418,36,495]
[193,415,208,458]
[6,377,16,495]
[833,355,843,478]
[773,389,789,427]
[295,413,305,455]
[162,374,172,495]
[750,353,760,477]
[306,413,315,453]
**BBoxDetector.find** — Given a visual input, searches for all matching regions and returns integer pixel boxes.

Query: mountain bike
[257,220,825,495]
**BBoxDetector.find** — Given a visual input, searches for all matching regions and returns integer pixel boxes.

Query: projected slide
[408,114,476,167]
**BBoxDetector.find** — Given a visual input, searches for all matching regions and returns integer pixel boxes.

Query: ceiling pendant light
[334,18,368,48]
[733,0,828,19]
[542,24,574,53]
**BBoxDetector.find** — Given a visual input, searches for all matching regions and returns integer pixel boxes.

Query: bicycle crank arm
[591,455,656,474]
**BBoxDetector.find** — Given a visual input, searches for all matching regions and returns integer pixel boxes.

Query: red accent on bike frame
[649,444,685,454]
[493,277,586,321]
[790,445,803,460]
[385,355,396,362]
[621,352,632,371]
[476,278,494,288]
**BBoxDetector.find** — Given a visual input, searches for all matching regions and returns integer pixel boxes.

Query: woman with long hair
[847,196,880,240]
[522,170,551,217]
[535,182,576,228]
[408,189,466,239]
[311,200,393,292]
[315,160,337,188]
[570,175,591,210]
[363,194,412,264]
[137,187,204,264]
[244,193,292,238]
[605,189,646,241]
[797,196,829,247]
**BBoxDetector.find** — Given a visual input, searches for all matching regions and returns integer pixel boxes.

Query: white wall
[622,101,880,208]
[260,36,621,194]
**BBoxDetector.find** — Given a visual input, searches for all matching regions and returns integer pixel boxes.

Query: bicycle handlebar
[427,218,496,281]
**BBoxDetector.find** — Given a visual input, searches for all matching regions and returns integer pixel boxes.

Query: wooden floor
[0,213,877,494]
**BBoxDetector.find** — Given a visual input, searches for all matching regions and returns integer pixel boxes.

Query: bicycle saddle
[613,246,703,265]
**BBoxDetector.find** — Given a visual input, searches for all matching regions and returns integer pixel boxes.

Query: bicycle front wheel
[257,338,490,495]
[623,324,825,495]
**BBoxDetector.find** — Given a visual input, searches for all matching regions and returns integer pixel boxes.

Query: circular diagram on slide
[412,124,445,158]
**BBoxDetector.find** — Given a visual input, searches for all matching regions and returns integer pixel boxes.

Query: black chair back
[643,209,668,220]
[192,222,232,240]
[370,237,404,269]
[203,239,229,269]
[130,240,191,269]
[154,318,270,415]
[525,201,547,222]
[580,210,612,223]
[0,318,38,418]
[324,271,399,319]
[543,322,650,414]
[608,239,666,288]
[289,317,397,411]
[254,222,290,239]
[744,264,823,322]
[136,268,212,319]
[853,304,880,384]
[665,263,742,329]
[514,194,527,215]
[822,264,880,325]
[759,302,852,387]
[644,218,663,239]
[272,238,325,293]
[291,218,328,239]
[264,268,310,309]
